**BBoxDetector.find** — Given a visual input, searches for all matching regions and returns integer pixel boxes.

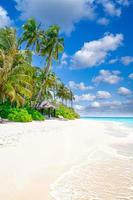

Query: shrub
[0,102,45,122]
[26,107,45,121]
[0,101,11,119]
[55,105,80,120]
[8,108,32,122]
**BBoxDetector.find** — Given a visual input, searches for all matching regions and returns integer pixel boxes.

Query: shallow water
[50,121,133,200]
[81,117,133,124]
[51,154,133,200]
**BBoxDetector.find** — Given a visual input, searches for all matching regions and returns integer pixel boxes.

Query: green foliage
[8,108,32,122]
[0,27,34,107]
[26,107,45,121]
[0,102,45,122]
[0,101,11,118]
[55,105,80,120]
[0,20,77,121]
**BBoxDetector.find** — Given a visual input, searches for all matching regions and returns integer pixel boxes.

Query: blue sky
[0,0,133,116]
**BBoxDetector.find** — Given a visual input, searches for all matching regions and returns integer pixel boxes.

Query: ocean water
[81,116,133,124]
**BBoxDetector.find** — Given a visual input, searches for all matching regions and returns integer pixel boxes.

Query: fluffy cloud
[108,58,118,64]
[129,73,133,79]
[75,94,96,102]
[14,0,130,34]
[59,53,68,67]
[101,0,121,17]
[118,87,132,96]
[97,17,109,25]
[74,89,112,104]
[91,101,101,108]
[90,100,121,108]
[72,33,123,68]
[68,81,93,91]
[109,56,133,65]
[117,0,130,6]
[92,70,121,84]
[74,90,112,103]
[0,6,12,28]
[74,104,84,111]
[15,0,95,35]
[121,56,133,65]
[75,99,133,116]
[96,90,112,99]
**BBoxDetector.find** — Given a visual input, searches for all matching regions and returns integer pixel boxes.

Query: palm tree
[0,28,34,106]
[45,72,60,101]
[56,83,68,104]
[68,90,75,108]
[20,20,64,105]
[18,18,43,52]
[41,25,64,74]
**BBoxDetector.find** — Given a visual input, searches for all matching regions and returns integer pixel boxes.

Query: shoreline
[0,119,133,200]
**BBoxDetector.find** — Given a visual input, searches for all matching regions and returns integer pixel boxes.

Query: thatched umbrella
[38,101,56,118]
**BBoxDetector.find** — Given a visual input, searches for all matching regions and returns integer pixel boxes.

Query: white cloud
[102,0,121,17]
[74,104,84,111]
[0,6,12,28]
[92,70,121,84]
[90,100,121,108]
[90,100,122,109]
[129,73,133,79]
[76,99,133,116]
[68,81,93,91]
[59,52,68,67]
[75,94,96,102]
[91,101,101,108]
[101,100,122,108]
[96,90,112,99]
[108,58,118,64]
[97,17,109,25]
[118,87,132,95]
[109,56,133,65]
[117,0,130,6]
[15,0,130,34]
[15,0,95,35]
[121,56,133,65]
[61,53,68,60]
[72,33,123,68]
[112,70,121,75]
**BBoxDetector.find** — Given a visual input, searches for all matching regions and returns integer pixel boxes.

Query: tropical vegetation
[0,18,79,122]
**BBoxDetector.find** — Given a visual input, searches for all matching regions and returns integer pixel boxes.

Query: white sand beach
[0,119,133,200]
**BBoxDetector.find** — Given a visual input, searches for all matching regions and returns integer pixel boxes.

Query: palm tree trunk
[34,55,52,107]
[71,100,73,108]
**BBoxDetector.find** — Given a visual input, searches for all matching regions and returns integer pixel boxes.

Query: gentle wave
[50,151,133,200]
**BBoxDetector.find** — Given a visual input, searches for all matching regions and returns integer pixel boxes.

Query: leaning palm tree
[18,18,43,52]
[20,19,64,105]
[41,25,64,74]
[0,27,34,106]
[56,83,67,104]
[35,25,64,105]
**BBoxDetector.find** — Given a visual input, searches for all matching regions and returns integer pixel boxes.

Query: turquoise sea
[81,117,133,124]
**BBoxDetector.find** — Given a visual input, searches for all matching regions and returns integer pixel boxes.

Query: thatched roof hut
[38,101,56,110]
[37,101,57,118]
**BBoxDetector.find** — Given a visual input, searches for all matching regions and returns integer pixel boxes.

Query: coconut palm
[0,28,34,106]
[41,25,64,74]
[35,25,64,105]
[20,20,64,105]
[18,18,43,52]
[32,69,59,103]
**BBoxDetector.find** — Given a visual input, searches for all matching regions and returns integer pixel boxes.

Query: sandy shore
[0,119,133,200]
